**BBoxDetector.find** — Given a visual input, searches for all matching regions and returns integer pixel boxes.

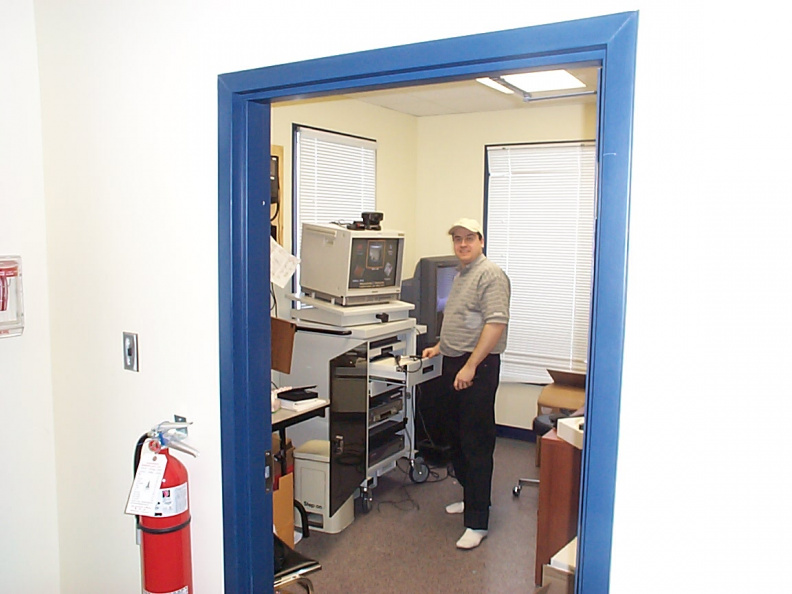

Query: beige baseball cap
[448,218,483,236]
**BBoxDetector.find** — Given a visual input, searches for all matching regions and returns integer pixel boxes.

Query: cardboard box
[273,472,294,548]
[271,316,296,373]
[538,369,586,412]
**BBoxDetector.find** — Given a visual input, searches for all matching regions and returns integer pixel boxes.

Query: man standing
[422,218,510,550]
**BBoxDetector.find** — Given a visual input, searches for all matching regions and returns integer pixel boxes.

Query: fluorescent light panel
[501,70,585,93]
[475,77,513,94]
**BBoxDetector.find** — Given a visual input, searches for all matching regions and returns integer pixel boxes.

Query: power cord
[372,457,453,513]
[414,383,446,455]
[394,354,423,374]
[270,282,278,316]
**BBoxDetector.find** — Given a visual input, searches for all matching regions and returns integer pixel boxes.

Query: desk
[272,399,330,434]
[272,399,329,547]
[535,428,581,585]
[272,399,329,474]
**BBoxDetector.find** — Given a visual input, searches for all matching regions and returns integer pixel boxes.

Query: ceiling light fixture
[502,70,586,93]
[477,69,587,98]
[475,77,514,94]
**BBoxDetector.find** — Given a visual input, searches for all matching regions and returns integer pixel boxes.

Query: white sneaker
[445,501,464,514]
[456,528,488,549]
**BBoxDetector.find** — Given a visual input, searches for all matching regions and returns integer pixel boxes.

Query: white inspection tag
[125,446,167,516]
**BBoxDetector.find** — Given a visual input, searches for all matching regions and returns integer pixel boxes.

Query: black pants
[441,352,500,530]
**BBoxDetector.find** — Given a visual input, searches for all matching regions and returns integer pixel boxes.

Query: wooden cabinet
[535,428,581,585]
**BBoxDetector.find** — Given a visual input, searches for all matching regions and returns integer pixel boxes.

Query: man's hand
[422,344,440,359]
[454,363,476,391]
[451,322,506,391]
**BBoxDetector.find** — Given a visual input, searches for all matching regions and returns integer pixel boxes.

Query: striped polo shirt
[439,254,510,357]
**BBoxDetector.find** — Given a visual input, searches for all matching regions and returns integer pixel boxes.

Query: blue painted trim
[218,11,637,592]
[221,13,628,96]
[576,13,638,594]
[218,86,273,591]
[229,50,603,108]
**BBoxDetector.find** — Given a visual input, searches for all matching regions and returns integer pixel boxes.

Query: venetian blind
[293,126,377,262]
[485,141,596,384]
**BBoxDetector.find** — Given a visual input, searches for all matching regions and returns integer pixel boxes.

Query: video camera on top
[346,211,384,231]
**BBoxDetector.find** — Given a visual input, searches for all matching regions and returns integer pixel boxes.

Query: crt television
[401,255,459,349]
[299,222,406,306]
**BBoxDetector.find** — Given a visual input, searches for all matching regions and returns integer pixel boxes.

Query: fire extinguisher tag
[125,449,167,516]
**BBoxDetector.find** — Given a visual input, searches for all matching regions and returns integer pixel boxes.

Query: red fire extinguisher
[131,422,198,594]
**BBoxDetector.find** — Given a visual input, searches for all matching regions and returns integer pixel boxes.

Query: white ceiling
[346,66,600,117]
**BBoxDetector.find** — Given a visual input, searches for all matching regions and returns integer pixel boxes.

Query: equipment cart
[278,318,440,518]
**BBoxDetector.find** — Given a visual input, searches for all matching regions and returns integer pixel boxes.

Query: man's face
[451,228,484,266]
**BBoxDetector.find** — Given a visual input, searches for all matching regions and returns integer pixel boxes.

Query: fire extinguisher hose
[134,433,149,475]
[132,433,150,531]
[133,432,149,528]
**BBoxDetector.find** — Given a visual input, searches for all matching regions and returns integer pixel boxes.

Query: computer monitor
[299,222,406,306]
[401,255,459,349]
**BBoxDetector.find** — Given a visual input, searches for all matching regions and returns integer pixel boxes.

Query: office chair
[293,500,311,540]
[513,413,563,496]
[531,370,586,469]
[274,533,322,594]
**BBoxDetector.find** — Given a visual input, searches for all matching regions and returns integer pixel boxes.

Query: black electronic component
[270,155,280,204]
[400,255,459,351]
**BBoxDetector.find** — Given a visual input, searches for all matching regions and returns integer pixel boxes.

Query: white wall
[0,2,61,593]
[14,0,789,592]
[611,5,789,590]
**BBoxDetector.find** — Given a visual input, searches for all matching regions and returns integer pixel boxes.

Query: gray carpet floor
[293,436,544,593]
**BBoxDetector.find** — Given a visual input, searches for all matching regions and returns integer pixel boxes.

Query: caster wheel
[361,492,373,513]
[409,457,429,484]
[513,485,522,497]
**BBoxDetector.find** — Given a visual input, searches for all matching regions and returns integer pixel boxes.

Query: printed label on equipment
[125,449,167,516]
[150,482,189,518]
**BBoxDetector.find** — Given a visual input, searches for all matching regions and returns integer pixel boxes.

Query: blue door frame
[218,11,637,593]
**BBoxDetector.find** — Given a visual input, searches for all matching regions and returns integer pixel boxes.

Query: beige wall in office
[272,99,595,430]
[273,98,596,275]
[271,98,419,266]
[413,103,597,259]
[414,104,597,430]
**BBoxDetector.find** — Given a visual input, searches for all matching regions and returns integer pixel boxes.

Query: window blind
[293,126,377,262]
[485,142,596,384]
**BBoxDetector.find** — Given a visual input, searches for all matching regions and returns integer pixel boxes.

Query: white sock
[456,528,488,549]
[445,501,464,514]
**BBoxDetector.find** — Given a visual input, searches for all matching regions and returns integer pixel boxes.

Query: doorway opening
[218,12,637,593]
